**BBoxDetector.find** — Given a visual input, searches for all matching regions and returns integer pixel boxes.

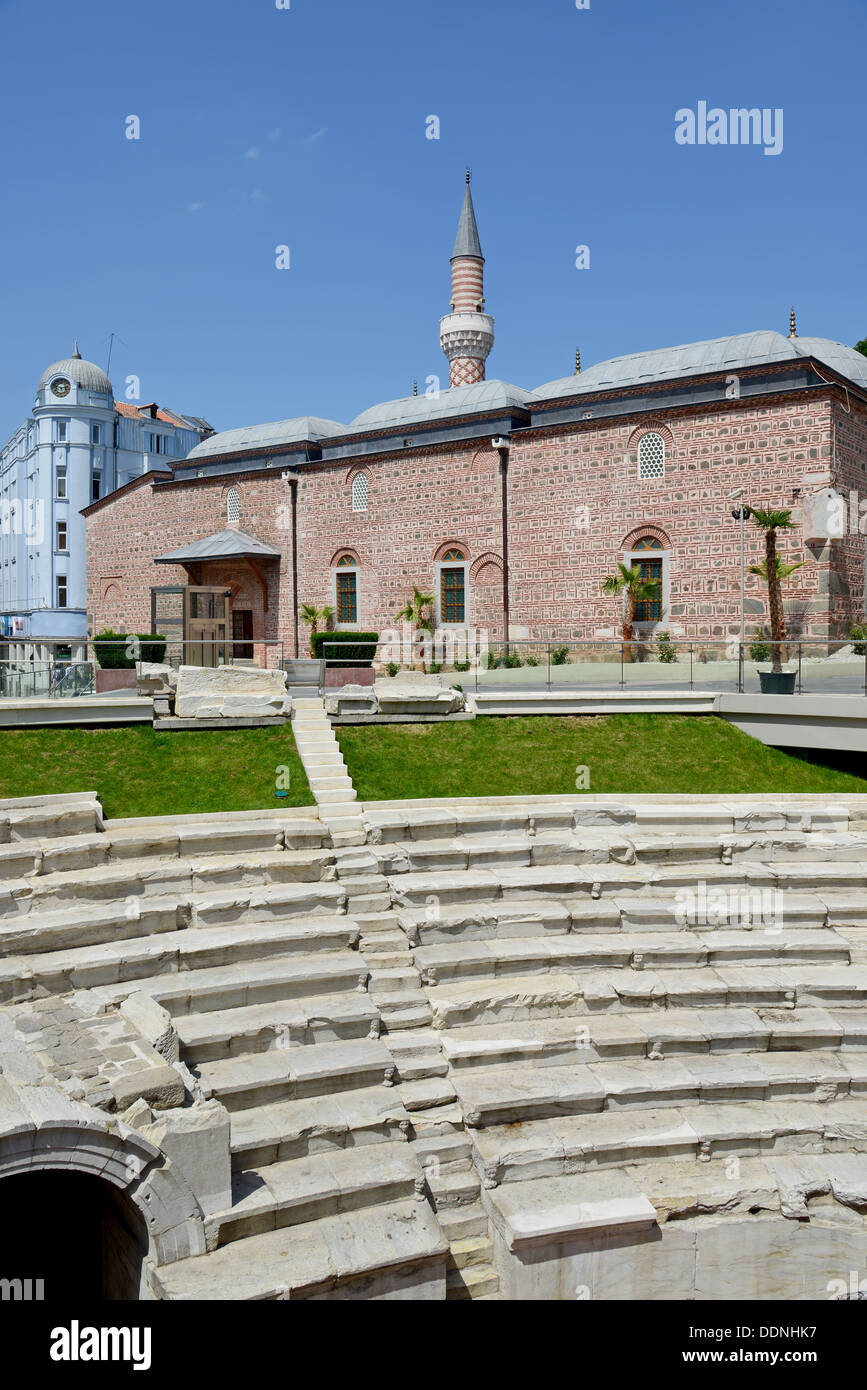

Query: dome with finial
[38,342,113,395]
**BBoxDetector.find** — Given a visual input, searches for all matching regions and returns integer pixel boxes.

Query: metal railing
[0,637,286,699]
[320,636,867,697]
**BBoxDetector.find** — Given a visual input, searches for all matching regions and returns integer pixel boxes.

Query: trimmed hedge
[93,630,167,670]
[312,631,379,667]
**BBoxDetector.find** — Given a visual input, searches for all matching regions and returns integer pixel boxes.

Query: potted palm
[299,603,334,657]
[600,563,662,662]
[748,509,803,694]
[395,586,435,672]
[285,603,335,690]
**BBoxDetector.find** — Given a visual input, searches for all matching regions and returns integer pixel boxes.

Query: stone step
[453,1050,867,1129]
[449,1235,494,1270]
[412,1131,474,1168]
[471,1097,867,1188]
[424,965,867,1030]
[308,777,355,793]
[152,1196,446,1300]
[213,1140,422,1246]
[177,991,381,1063]
[1,794,103,842]
[408,1102,466,1136]
[427,1159,481,1209]
[0,820,331,879]
[437,1007,867,1071]
[391,864,867,913]
[316,789,358,806]
[229,1085,411,1169]
[90,950,370,1018]
[413,931,850,985]
[369,967,419,995]
[398,1076,456,1111]
[197,1038,394,1111]
[0,915,360,999]
[0,849,339,922]
[445,1264,500,1299]
[435,1204,490,1240]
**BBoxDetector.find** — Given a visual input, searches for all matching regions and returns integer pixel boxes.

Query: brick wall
[87,386,865,655]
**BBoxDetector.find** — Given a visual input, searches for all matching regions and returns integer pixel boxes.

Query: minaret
[439,172,495,388]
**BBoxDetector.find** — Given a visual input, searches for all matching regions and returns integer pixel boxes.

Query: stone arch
[470,551,503,582]
[330,546,361,567]
[620,523,673,552]
[434,540,470,563]
[0,1114,206,1275]
[626,420,674,456]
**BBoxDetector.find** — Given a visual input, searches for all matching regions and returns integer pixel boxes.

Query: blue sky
[0,0,864,439]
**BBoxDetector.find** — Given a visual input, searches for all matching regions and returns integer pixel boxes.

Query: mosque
[84,175,867,663]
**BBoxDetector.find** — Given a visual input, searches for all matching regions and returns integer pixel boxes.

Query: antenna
[106,331,127,377]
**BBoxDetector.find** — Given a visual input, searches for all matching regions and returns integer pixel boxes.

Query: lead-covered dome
[38,342,113,396]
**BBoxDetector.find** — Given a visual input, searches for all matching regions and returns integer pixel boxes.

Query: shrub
[551,646,569,665]
[749,627,771,663]
[502,653,523,669]
[93,631,167,670]
[851,623,867,657]
[454,660,470,672]
[486,652,500,670]
[525,654,538,667]
[429,662,442,674]
[656,631,678,664]
[386,661,400,678]
[311,631,379,667]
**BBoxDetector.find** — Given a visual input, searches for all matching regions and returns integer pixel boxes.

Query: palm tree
[299,603,334,657]
[748,509,800,673]
[750,508,800,669]
[395,585,435,671]
[600,563,663,659]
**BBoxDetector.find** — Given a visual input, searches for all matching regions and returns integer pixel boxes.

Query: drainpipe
[282,470,300,658]
[493,436,511,654]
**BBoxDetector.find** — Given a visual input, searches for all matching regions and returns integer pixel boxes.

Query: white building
[0,345,211,659]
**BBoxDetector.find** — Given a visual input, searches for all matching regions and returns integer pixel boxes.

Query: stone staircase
[291,698,365,847]
[358,795,867,1300]
[4,789,867,1299]
[0,794,447,1300]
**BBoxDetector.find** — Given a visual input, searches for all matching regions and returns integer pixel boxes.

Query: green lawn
[0,726,314,819]
[336,715,867,799]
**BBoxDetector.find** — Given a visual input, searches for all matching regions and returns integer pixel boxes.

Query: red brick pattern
[86,386,867,652]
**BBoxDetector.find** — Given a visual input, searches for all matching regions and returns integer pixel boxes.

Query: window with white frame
[352,472,369,512]
[334,553,358,624]
[55,465,67,499]
[56,575,68,609]
[54,420,68,443]
[638,431,666,479]
[91,423,102,445]
[227,487,241,523]
[56,520,67,551]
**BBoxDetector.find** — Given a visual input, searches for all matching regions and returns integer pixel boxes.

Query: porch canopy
[155,527,281,609]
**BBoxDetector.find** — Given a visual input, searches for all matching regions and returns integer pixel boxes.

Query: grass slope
[337,714,867,800]
[0,726,313,819]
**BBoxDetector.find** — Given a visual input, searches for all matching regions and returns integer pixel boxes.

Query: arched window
[226,487,240,523]
[638,432,666,480]
[352,472,369,512]
[334,553,358,624]
[632,536,663,622]
[439,548,467,624]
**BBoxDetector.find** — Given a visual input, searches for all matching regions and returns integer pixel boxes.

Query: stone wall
[85,385,867,650]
